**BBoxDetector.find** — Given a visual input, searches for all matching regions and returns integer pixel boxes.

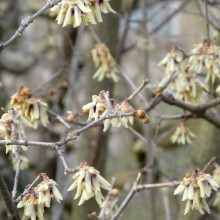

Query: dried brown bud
[135,109,146,118]
[61,81,68,89]
[66,113,77,123]
[18,86,31,97]
[140,116,150,124]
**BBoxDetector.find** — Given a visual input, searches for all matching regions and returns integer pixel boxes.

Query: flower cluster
[171,122,195,145]
[158,47,184,75]
[0,111,27,153]
[189,40,220,84]
[36,174,63,208]
[174,168,219,215]
[67,162,112,206]
[174,68,205,104]
[103,100,135,132]
[50,0,115,28]
[17,193,44,220]
[17,174,63,219]
[10,86,49,129]
[82,91,137,131]
[91,43,119,82]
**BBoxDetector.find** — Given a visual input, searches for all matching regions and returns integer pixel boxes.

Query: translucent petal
[77,1,91,13]
[103,119,111,132]
[184,200,191,215]
[97,174,111,190]
[52,184,63,202]
[67,180,77,191]
[63,6,73,27]
[94,1,102,22]
[73,7,82,28]
[187,183,194,200]
[174,184,185,195]
[85,171,92,193]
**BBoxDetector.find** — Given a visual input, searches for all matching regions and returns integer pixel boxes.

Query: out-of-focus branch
[8,109,22,201]
[128,79,149,101]
[127,127,148,143]
[197,0,220,30]
[149,0,192,35]
[111,179,179,220]
[0,172,20,220]
[0,0,61,52]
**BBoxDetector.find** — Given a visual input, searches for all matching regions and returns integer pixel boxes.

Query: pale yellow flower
[171,122,195,145]
[174,168,219,215]
[67,162,111,206]
[0,112,28,154]
[189,40,220,84]
[91,43,119,82]
[17,193,44,220]
[10,86,49,129]
[50,0,115,28]
[158,47,184,74]
[37,176,63,207]
[175,69,205,104]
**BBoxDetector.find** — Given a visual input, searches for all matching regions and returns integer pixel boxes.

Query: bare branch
[203,156,216,172]
[111,180,179,220]
[161,91,220,128]
[8,109,22,201]
[128,79,149,101]
[0,0,62,52]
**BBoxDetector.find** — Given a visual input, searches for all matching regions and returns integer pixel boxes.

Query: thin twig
[15,175,41,203]
[0,112,135,148]
[117,65,149,106]
[202,156,216,172]
[127,127,148,143]
[47,109,71,129]
[89,26,101,43]
[111,180,179,220]
[128,79,149,101]
[205,0,210,41]
[8,109,22,201]
[0,0,62,52]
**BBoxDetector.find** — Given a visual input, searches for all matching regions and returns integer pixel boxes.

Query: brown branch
[161,91,220,129]
[202,156,216,172]
[15,175,41,203]
[0,0,62,52]
[0,172,20,220]
[111,180,180,220]
[197,0,220,30]
[127,127,148,143]
[127,79,149,101]
[8,109,22,201]
[205,0,210,41]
